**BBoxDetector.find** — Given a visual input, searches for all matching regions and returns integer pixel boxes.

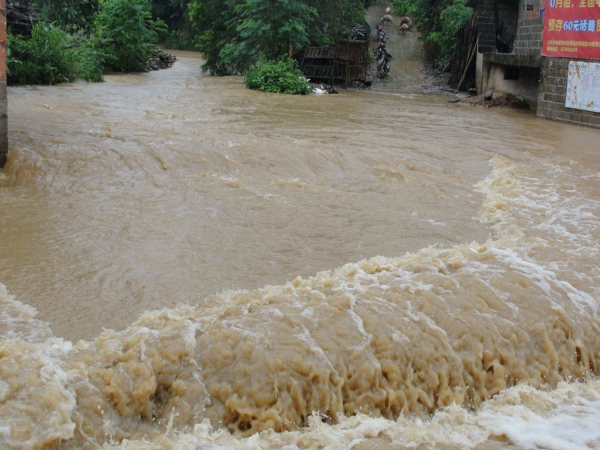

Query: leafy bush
[245,59,312,95]
[7,0,177,85]
[7,24,78,85]
[392,0,412,15]
[94,0,167,73]
[70,38,105,82]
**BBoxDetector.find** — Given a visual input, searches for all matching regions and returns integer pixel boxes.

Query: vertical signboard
[542,0,600,58]
[565,61,600,112]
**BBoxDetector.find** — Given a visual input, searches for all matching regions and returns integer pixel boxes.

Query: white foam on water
[476,380,600,450]
[103,380,600,449]
[2,153,599,449]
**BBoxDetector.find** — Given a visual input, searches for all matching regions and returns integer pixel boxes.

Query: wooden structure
[7,1,37,37]
[300,40,369,85]
[300,46,335,84]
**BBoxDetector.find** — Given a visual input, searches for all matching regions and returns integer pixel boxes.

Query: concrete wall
[477,0,498,54]
[484,64,541,106]
[537,57,600,127]
[0,0,7,168]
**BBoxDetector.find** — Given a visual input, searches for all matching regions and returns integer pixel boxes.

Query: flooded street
[1,5,600,449]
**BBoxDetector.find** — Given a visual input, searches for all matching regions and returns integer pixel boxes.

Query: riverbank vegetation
[7,0,471,90]
[7,0,168,85]
[392,0,473,64]
[245,59,312,95]
[188,0,367,76]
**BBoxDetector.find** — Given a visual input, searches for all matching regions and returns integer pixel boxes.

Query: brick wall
[478,0,499,53]
[0,0,6,168]
[478,0,519,54]
[512,0,544,55]
[513,17,543,55]
[537,57,600,128]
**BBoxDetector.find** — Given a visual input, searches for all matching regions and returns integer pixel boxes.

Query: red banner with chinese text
[542,0,600,58]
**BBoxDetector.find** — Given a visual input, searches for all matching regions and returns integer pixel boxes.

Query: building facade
[476,0,600,128]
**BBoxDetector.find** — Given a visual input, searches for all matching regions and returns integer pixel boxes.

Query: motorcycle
[374,38,387,59]
[375,23,386,42]
[376,49,392,78]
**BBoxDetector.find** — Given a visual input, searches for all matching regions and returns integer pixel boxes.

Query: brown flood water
[1,5,600,449]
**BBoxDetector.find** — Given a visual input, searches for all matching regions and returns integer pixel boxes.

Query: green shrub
[7,24,78,85]
[392,0,412,15]
[94,0,167,73]
[71,37,105,82]
[245,59,312,95]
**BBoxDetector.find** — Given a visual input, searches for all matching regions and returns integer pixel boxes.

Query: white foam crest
[106,380,600,449]
[491,247,597,313]
[0,338,76,449]
[0,283,55,343]
[477,156,600,256]
[476,379,600,450]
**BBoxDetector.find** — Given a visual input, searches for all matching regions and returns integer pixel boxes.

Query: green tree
[189,0,366,75]
[150,0,195,49]
[305,0,365,45]
[95,0,167,73]
[430,0,473,61]
[188,0,241,74]
[233,0,316,60]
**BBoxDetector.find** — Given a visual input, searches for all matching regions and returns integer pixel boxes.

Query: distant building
[475,0,600,128]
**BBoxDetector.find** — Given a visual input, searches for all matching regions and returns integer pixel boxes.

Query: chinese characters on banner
[542,0,600,58]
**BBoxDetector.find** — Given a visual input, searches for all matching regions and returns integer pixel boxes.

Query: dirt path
[366,3,448,95]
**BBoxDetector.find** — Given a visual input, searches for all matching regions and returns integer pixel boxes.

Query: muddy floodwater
[1,7,600,449]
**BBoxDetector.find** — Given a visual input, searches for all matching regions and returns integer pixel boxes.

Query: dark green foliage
[150,0,196,50]
[305,0,365,46]
[245,59,312,95]
[70,38,105,82]
[31,0,99,32]
[8,0,172,85]
[188,0,245,75]
[235,0,317,60]
[393,0,472,63]
[95,0,168,73]
[7,24,78,85]
[189,0,367,75]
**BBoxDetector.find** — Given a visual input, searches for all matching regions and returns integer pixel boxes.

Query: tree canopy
[189,0,367,75]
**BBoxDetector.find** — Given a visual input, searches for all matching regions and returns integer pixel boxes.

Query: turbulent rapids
[2,155,600,448]
[1,9,600,448]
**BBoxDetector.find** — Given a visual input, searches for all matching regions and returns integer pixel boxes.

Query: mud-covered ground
[455,91,531,109]
[366,4,531,108]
